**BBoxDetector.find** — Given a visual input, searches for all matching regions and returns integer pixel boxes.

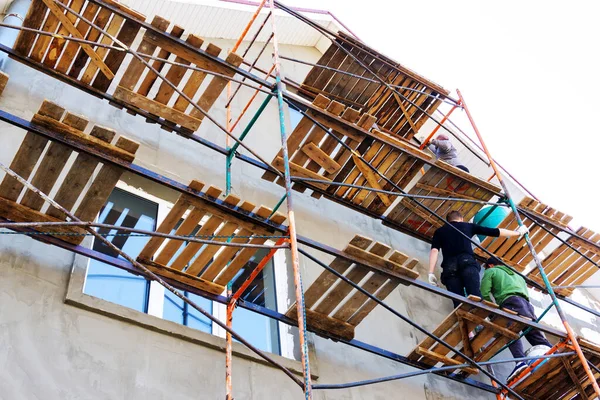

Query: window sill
[66,249,318,380]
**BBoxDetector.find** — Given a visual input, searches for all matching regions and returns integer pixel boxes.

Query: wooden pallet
[509,339,600,400]
[0,100,138,244]
[473,197,573,272]
[407,295,526,376]
[13,0,242,133]
[136,181,286,295]
[298,32,448,140]
[386,162,501,238]
[285,235,420,340]
[529,227,600,297]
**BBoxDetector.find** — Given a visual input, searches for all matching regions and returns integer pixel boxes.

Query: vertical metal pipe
[226,81,232,195]
[226,285,234,400]
[232,0,268,53]
[456,89,600,398]
[268,0,312,398]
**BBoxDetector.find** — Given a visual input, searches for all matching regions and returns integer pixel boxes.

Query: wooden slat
[119,15,171,90]
[272,157,331,190]
[415,346,478,375]
[141,259,225,296]
[30,0,67,62]
[154,207,210,266]
[455,309,520,340]
[0,196,86,244]
[74,136,139,223]
[137,25,185,96]
[301,142,341,174]
[344,244,419,279]
[191,52,244,119]
[55,2,100,74]
[42,0,85,68]
[20,112,88,211]
[13,0,47,56]
[40,0,114,80]
[351,154,392,207]
[302,308,355,340]
[67,7,112,79]
[113,86,203,131]
[79,13,124,84]
[173,43,222,112]
[92,19,141,92]
[153,34,204,105]
[47,126,116,219]
[561,358,589,400]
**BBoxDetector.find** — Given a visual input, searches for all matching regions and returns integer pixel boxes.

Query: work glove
[428,273,438,286]
[516,225,529,238]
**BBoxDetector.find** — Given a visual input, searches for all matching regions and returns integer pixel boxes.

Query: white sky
[286,0,600,231]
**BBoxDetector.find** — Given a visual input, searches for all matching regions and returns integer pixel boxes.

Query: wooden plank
[30,0,67,62]
[20,112,89,211]
[55,2,100,74]
[191,52,244,119]
[67,7,112,79]
[141,259,225,296]
[119,15,171,90]
[0,196,86,245]
[13,0,47,56]
[415,346,479,375]
[561,358,589,400]
[301,142,341,174]
[458,315,474,358]
[40,0,114,79]
[30,113,135,162]
[47,126,116,219]
[173,43,222,112]
[154,207,209,266]
[79,13,124,84]
[43,0,85,68]
[0,133,48,201]
[272,157,331,189]
[113,86,203,131]
[137,25,185,96]
[344,244,419,279]
[455,309,520,340]
[92,19,141,92]
[288,306,355,340]
[153,34,204,105]
[351,154,392,207]
[0,71,7,96]
[400,198,443,229]
[74,137,139,223]
[415,183,483,201]
[137,197,191,261]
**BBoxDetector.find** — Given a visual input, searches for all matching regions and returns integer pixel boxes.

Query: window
[84,188,157,312]
[83,187,284,356]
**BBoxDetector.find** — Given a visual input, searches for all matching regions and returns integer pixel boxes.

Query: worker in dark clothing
[481,256,552,381]
[428,210,528,308]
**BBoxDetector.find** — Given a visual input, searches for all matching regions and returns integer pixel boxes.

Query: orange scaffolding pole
[419,101,460,149]
[232,0,269,53]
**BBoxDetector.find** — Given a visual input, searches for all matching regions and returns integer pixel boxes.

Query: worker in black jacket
[428,210,528,308]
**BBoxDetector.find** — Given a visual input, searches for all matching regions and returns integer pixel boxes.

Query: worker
[480,256,552,381]
[428,134,470,172]
[427,210,528,308]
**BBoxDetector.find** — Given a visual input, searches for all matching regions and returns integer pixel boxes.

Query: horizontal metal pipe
[313,352,576,390]
[0,221,289,248]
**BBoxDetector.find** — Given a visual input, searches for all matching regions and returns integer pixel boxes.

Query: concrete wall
[1,20,596,400]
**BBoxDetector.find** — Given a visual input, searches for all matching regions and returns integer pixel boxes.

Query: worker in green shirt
[480,256,551,381]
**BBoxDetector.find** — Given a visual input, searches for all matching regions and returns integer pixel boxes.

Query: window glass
[230,248,280,355]
[84,188,157,312]
[163,289,212,334]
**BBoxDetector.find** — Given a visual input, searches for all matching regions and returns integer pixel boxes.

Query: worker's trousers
[501,295,552,359]
[442,264,481,309]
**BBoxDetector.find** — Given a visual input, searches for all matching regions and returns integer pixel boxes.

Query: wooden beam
[415,346,479,375]
[415,183,483,201]
[287,305,355,341]
[561,358,589,400]
[40,0,114,80]
[272,157,331,190]
[139,258,225,295]
[458,315,474,358]
[392,92,419,136]
[344,244,419,279]
[351,154,392,207]
[113,86,203,131]
[455,309,520,340]
[301,142,341,174]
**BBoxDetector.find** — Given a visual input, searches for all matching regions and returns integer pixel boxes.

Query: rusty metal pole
[457,88,600,398]
[268,0,312,398]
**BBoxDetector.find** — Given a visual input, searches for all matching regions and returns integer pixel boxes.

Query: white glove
[516,225,529,238]
[428,273,438,286]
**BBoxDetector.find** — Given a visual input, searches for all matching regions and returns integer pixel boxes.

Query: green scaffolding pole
[226,95,273,194]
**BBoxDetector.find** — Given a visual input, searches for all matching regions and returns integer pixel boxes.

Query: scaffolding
[0,0,598,399]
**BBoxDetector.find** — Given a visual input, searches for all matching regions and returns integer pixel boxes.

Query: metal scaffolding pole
[268,0,313,398]
[456,89,600,398]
